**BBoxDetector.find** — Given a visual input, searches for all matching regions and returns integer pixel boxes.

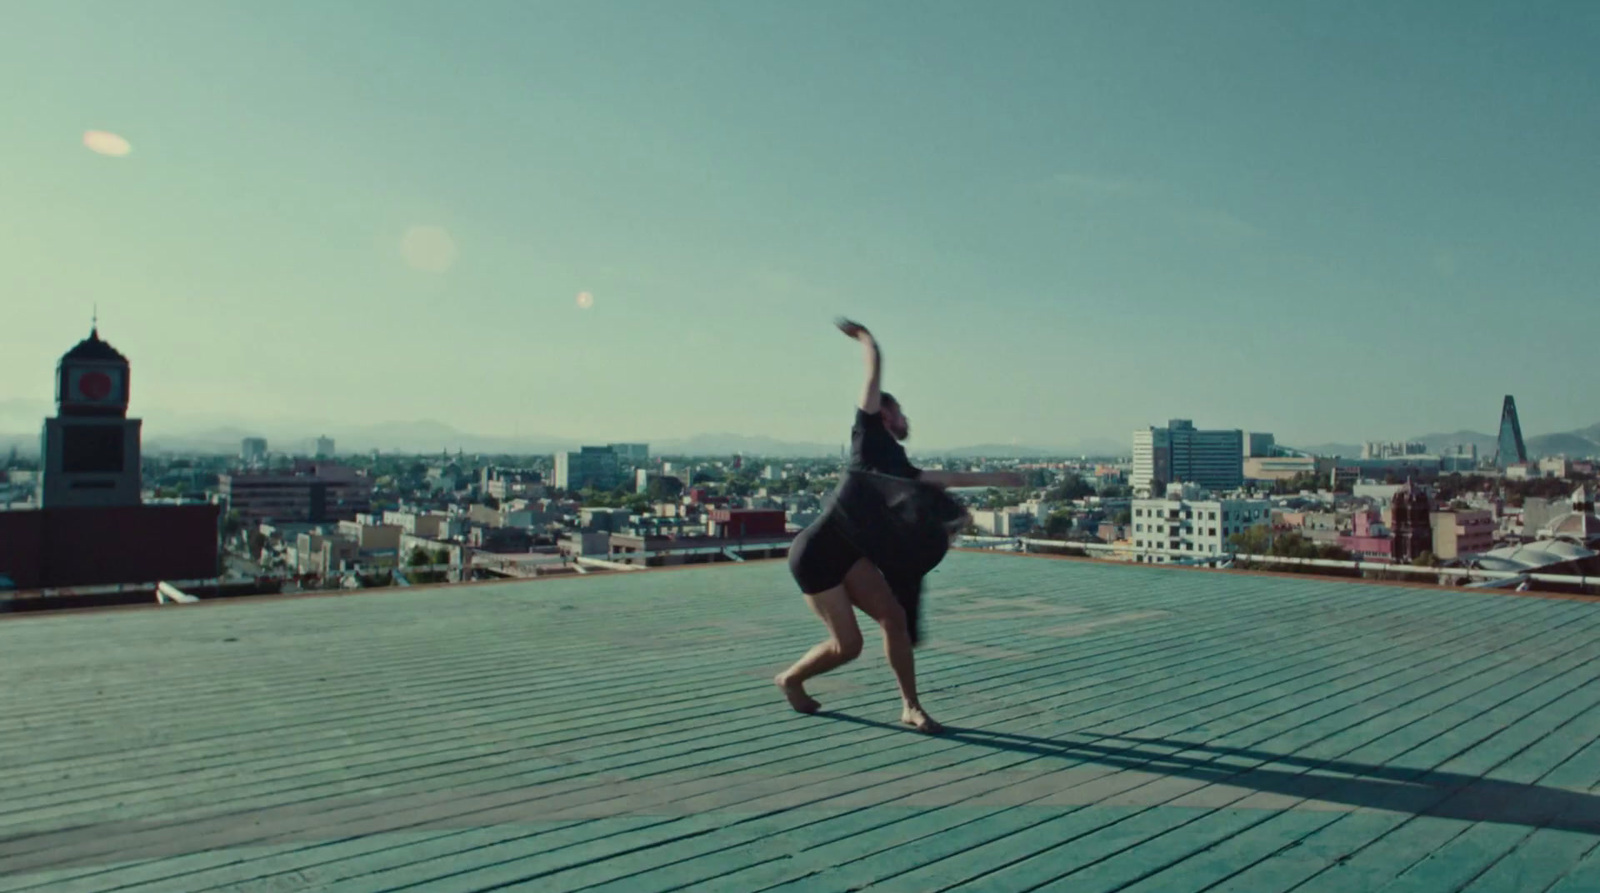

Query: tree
[983,488,1025,510]
[623,494,651,514]
[1044,509,1076,538]
[726,473,758,498]
[1228,525,1274,557]
[1114,509,1132,526]
[1413,550,1440,568]
[646,476,684,502]
[694,466,726,484]
[1230,526,1351,570]
[408,546,433,567]
[1045,475,1095,502]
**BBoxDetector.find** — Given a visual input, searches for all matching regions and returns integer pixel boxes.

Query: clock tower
[40,326,143,508]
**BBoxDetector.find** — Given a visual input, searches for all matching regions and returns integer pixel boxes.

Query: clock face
[79,371,113,401]
[67,367,124,404]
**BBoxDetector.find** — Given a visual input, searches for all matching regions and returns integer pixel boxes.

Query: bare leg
[843,559,942,734]
[776,586,863,714]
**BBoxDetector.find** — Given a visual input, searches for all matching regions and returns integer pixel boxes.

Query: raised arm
[835,317,882,413]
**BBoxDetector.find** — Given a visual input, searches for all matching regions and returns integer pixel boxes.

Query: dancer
[777,318,1024,733]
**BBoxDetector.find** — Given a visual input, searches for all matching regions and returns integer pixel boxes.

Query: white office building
[1130,490,1270,564]
[1131,420,1245,495]
[970,509,1034,537]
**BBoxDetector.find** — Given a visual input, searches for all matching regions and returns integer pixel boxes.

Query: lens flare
[400,226,458,273]
[83,131,132,157]
[576,291,595,309]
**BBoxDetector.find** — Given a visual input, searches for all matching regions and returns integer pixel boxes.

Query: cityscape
[5,4,1600,889]
[3,325,1595,606]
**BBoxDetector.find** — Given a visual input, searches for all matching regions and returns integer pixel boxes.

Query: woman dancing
[777,319,1024,733]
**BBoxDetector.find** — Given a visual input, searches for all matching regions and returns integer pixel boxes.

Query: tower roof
[61,328,128,364]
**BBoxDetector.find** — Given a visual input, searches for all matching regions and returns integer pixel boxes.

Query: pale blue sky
[2,1,1595,449]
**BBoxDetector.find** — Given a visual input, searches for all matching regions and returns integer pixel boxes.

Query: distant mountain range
[1293,422,1600,460]
[918,439,1129,460]
[135,420,584,457]
[0,416,1126,460]
[1,400,1593,462]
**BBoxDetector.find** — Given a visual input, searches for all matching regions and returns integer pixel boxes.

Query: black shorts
[788,517,862,595]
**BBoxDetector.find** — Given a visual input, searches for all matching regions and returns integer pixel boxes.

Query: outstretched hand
[834,317,871,341]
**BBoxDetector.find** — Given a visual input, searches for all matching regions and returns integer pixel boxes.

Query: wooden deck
[3,553,1599,892]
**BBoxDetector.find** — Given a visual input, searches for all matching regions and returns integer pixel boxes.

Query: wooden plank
[2,555,1598,893]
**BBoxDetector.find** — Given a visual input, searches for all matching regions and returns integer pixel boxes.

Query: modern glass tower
[1494,395,1527,468]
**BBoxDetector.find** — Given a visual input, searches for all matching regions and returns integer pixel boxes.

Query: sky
[2,0,1596,451]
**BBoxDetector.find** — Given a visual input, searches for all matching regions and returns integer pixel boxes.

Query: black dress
[787,409,966,644]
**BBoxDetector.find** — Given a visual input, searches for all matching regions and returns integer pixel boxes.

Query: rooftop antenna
[92,304,99,333]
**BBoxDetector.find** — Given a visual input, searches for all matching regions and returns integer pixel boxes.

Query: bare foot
[775,673,820,714]
[901,705,944,734]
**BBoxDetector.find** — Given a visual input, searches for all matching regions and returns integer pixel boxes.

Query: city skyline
[3,389,1596,460]
[3,3,1596,447]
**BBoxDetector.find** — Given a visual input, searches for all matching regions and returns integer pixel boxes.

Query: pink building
[1432,509,1495,559]
[1338,509,1394,562]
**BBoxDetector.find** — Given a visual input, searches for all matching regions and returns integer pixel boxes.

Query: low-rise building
[1537,486,1600,548]
[220,462,373,524]
[607,532,792,567]
[579,507,633,532]
[483,467,543,501]
[1540,456,1572,479]
[1130,492,1270,563]
[558,530,611,558]
[970,509,1034,537]
[336,520,403,553]
[383,510,463,539]
[1244,456,1320,482]
[1337,510,1393,561]
[1431,509,1496,560]
[709,508,787,539]
[294,531,360,576]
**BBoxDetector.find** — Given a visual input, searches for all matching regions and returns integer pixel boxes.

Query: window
[1209,528,1216,536]
[1136,523,1143,532]
[1209,511,1216,520]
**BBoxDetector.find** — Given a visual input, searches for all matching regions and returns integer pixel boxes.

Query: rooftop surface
[3,554,1600,892]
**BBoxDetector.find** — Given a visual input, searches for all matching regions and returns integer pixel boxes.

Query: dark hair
[879,392,899,411]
